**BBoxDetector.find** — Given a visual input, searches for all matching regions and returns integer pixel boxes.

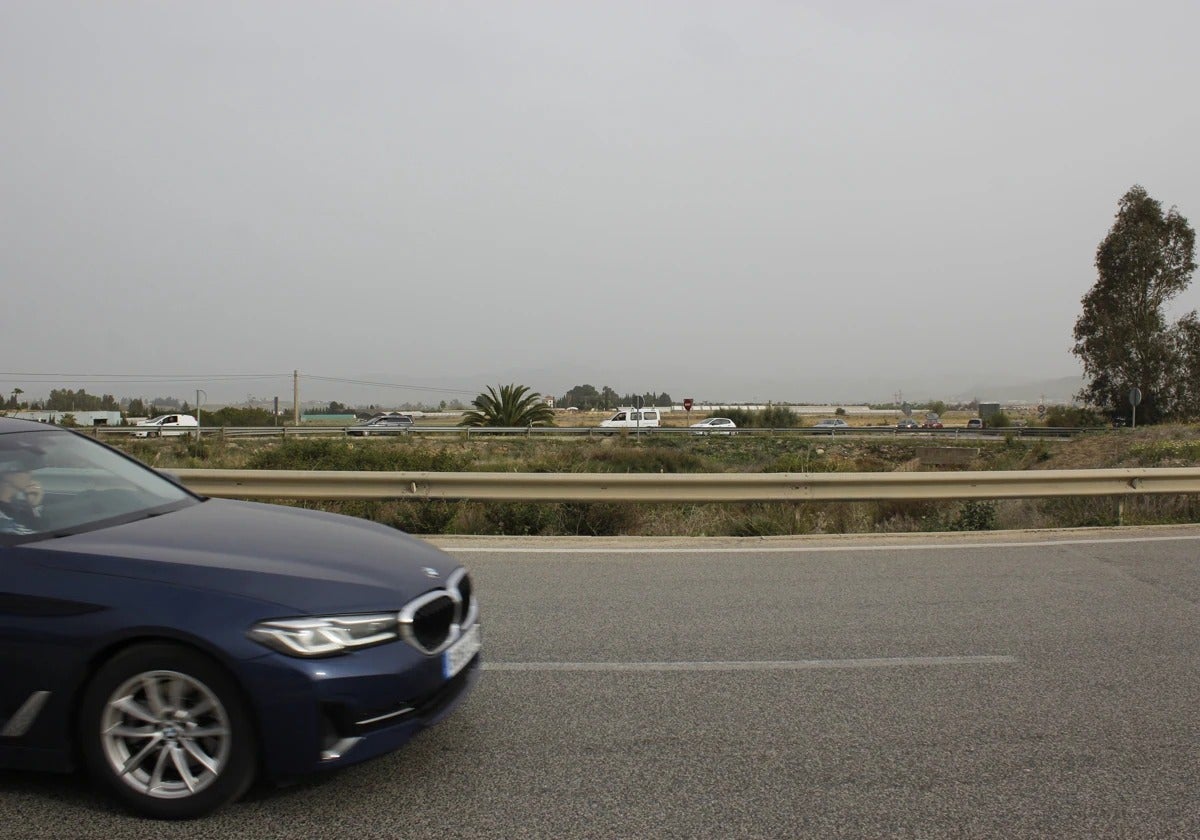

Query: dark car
[346,413,415,436]
[0,418,479,819]
[896,418,920,430]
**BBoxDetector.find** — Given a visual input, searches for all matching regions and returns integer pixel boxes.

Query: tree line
[3,388,187,417]
[557,384,673,410]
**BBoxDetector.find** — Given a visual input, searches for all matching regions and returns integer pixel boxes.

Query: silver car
[346,414,415,436]
[689,417,738,435]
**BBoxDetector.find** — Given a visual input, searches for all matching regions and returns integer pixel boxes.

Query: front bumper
[238,623,481,782]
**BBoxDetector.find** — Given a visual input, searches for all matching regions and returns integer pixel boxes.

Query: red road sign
[683,398,694,411]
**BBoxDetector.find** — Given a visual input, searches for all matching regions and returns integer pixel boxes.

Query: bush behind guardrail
[247,438,470,472]
[108,428,1200,535]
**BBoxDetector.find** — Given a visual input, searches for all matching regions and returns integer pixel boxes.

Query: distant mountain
[949,375,1085,405]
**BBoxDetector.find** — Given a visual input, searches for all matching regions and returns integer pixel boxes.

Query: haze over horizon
[4,2,1198,407]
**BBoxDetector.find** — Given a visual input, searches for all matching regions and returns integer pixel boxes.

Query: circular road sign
[1129,387,1143,407]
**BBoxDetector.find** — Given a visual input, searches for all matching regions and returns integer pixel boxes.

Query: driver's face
[0,471,34,503]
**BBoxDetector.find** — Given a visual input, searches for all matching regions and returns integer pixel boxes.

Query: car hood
[31,499,460,614]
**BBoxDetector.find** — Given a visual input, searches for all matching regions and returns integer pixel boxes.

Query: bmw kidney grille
[399,569,475,654]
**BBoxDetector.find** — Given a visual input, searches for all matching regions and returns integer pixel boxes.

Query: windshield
[0,429,196,542]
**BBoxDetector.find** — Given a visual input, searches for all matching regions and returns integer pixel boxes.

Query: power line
[0,371,484,398]
[303,374,479,396]
[0,372,288,383]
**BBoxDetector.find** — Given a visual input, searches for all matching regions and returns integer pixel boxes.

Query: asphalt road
[2,528,1198,838]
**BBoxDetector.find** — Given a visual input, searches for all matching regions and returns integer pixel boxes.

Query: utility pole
[195,389,205,438]
[293,370,300,426]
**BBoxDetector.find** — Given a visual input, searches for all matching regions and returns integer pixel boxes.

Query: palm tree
[458,384,556,427]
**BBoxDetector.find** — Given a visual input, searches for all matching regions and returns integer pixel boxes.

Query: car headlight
[249,614,398,657]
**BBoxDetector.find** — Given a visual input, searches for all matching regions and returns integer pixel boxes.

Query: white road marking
[440,534,1200,554]
[483,655,1017,672]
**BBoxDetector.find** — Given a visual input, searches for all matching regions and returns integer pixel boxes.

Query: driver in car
[0,464,43,534]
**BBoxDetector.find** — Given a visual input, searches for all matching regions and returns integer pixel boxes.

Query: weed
[247,439,469,472]
[951,500,997,531]
[467,501,554,536]
[1128,440,1200,466]
[555,502,642,536]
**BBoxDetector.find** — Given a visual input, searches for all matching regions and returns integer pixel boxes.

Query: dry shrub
[247,438,469,472]
[459,502,554,536]
[719,503,806,537]
[554,502,643,535]
[871,499,948,532]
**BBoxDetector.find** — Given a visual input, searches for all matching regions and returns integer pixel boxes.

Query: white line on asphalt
[483,655,1018,672]
[441,534,1200,554]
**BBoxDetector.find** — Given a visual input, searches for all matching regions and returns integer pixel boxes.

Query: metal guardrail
[95,425,1095,440]
[172,467,1200,503]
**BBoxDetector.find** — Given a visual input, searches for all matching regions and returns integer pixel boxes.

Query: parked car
[133,414,199,438]
[689,417,737,435]
[813,418,850,430]
[966,418,985,430]
[0,418,480,818]
[346,413,415,436]
[922,414,944,429]
[896,418,920,430]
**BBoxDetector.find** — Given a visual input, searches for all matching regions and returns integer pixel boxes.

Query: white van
[134,414,199,437]
[599,408,661,429]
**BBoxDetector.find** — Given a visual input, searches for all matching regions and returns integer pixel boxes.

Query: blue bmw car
[0,417,480,819]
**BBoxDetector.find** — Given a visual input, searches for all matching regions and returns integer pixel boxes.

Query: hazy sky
[4,1,1199,406]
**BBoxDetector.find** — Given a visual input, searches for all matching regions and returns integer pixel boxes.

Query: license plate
[443,623,480,678]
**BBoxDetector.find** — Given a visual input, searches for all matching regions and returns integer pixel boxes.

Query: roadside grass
[109,426,1200,535]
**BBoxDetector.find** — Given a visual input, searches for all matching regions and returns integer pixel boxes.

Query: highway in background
[1,528,1197,838]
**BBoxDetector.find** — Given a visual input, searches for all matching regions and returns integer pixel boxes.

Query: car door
[0,547,106,761]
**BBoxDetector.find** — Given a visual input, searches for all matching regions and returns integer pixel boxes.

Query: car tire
[79,643,257,820]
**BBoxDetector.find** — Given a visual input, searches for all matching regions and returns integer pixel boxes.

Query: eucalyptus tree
[1072,185,1196,423]
[458,384,556,427]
